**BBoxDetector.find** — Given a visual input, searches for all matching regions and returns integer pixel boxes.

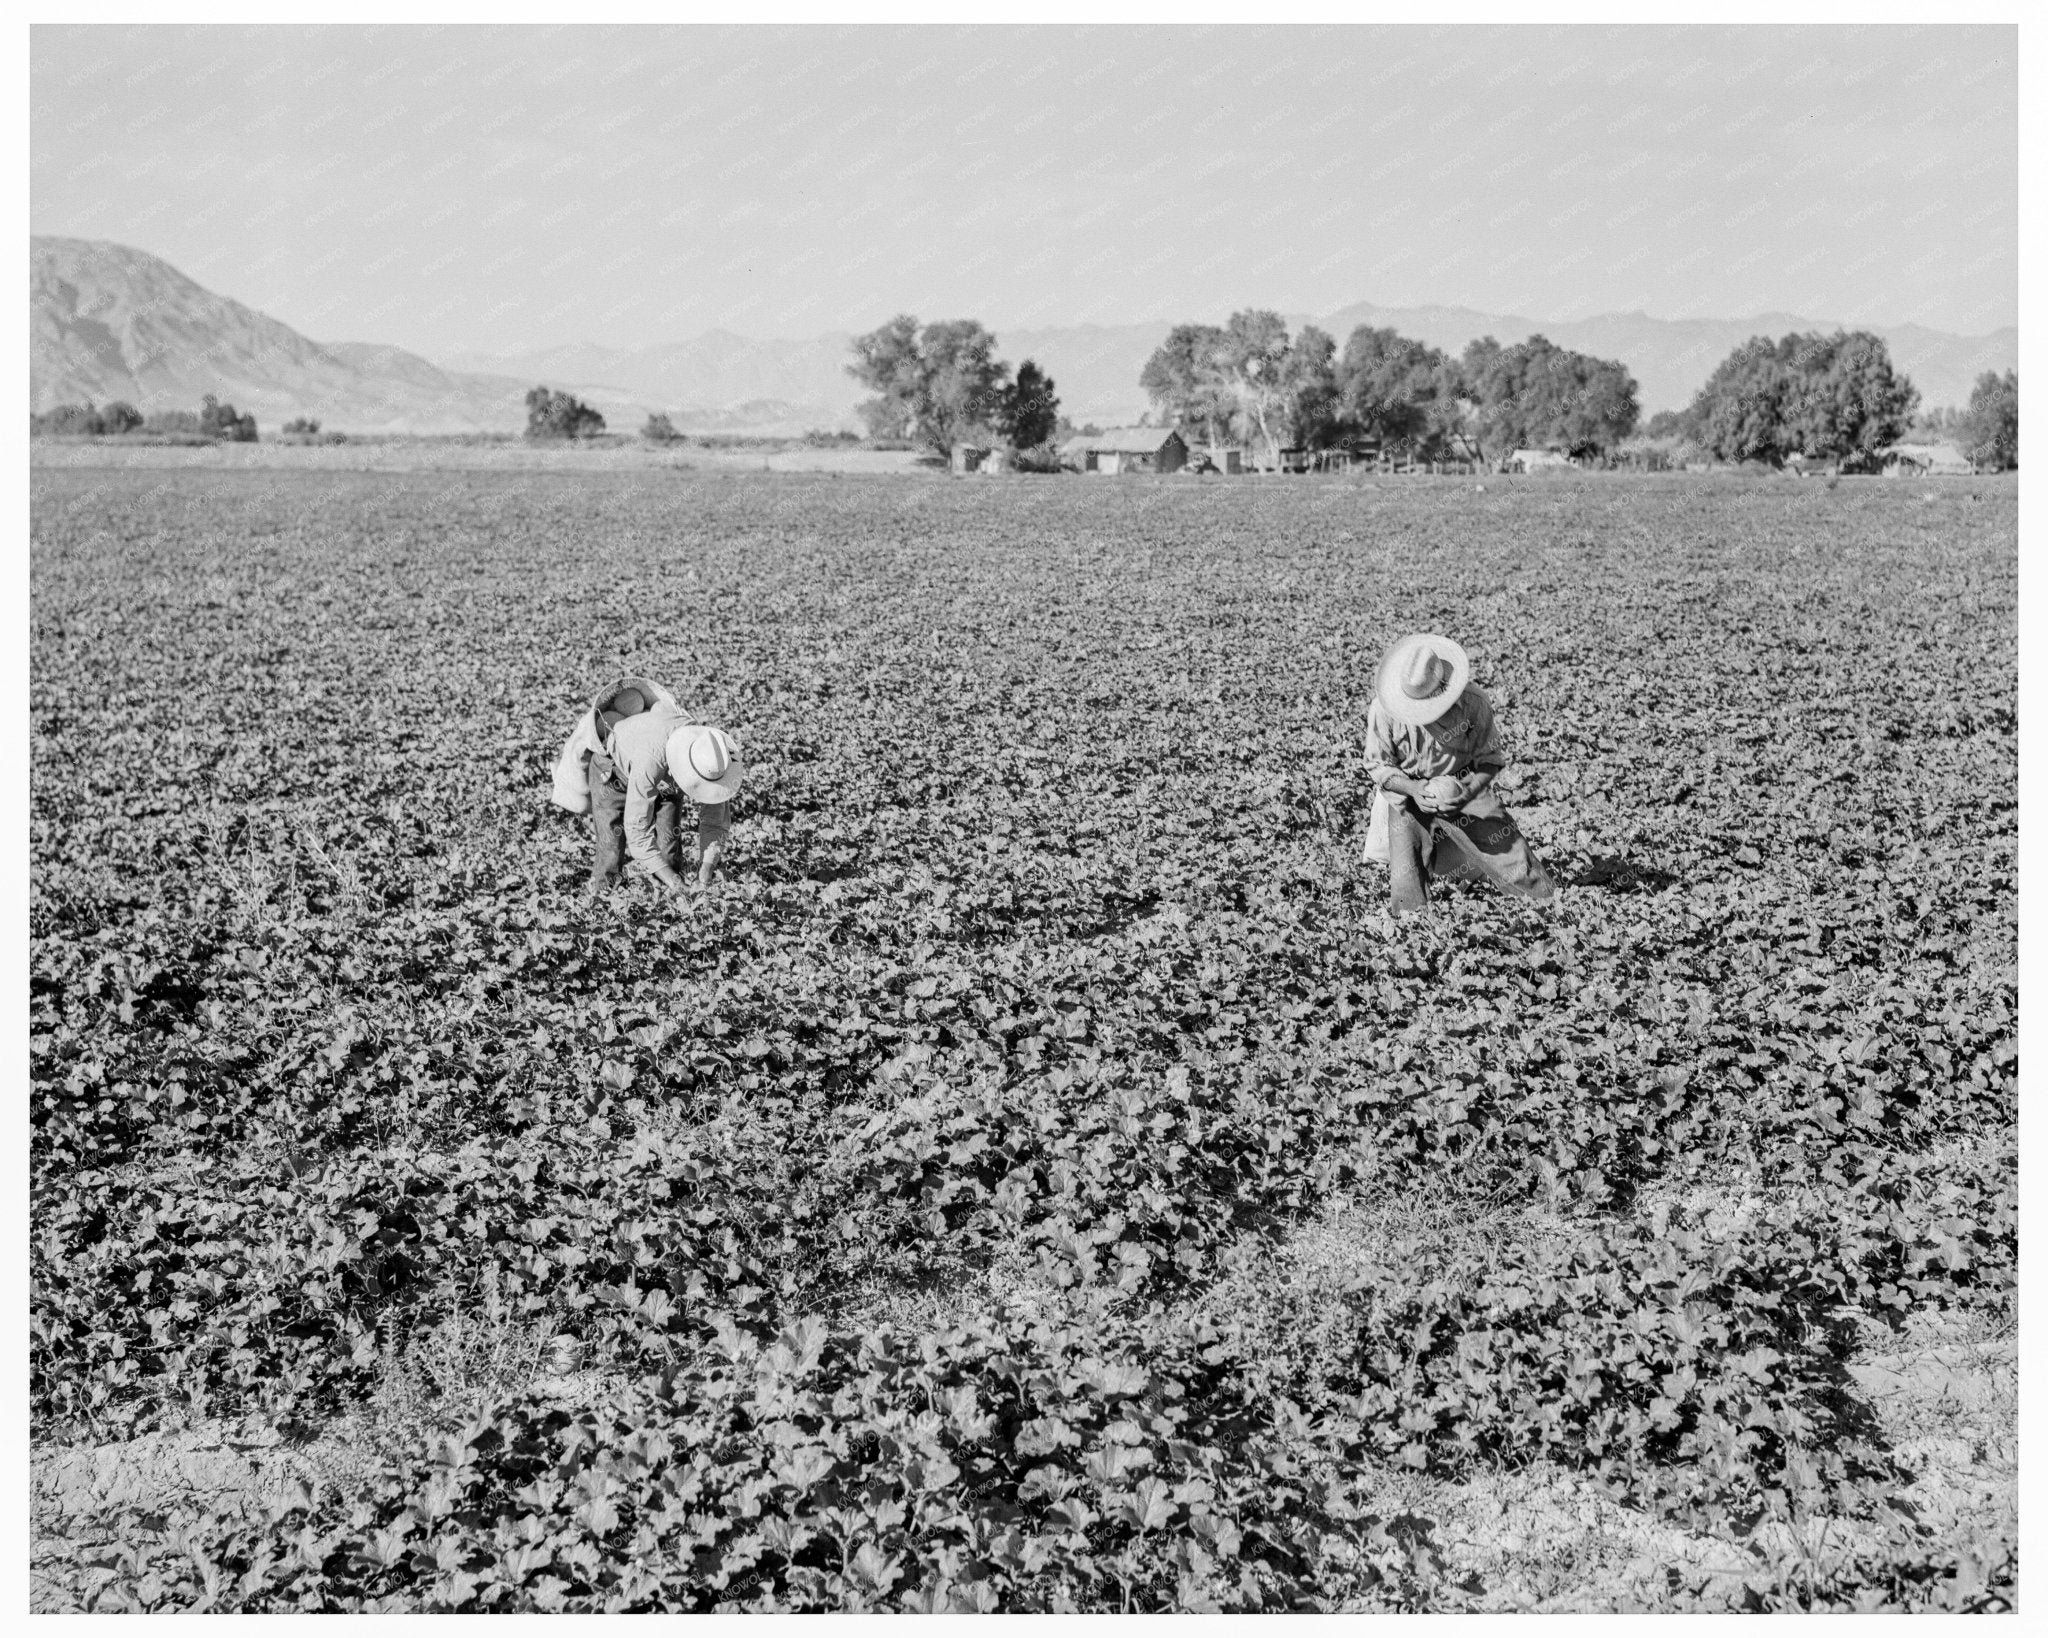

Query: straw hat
[1377,633,1471,726]
[668,725,745,804]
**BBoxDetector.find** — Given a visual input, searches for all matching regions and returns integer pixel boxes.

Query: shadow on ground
[1564,855,1678,893]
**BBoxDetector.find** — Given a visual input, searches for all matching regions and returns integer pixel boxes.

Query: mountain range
[33,236,2016,436]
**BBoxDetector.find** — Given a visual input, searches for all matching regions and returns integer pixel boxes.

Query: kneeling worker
[551,677,744,894]
[1363,633,1555,915]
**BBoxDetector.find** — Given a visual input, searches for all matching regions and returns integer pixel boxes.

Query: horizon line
[31,234,2018,356]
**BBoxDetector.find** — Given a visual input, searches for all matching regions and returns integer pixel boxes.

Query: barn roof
[1886,441,1972,466]
[1062,426,1186,454]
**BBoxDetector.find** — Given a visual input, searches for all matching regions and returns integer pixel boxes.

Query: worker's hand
[1424,775,1465,812]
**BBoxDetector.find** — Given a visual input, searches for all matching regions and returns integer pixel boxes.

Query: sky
[31,24,2018,358]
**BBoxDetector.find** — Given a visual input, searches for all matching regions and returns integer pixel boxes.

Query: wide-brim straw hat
[668,724,745,804]
[1377,633,1471,726]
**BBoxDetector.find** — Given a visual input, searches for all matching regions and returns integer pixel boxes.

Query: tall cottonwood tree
[846,316,1012,457]
[1139,324,1237,450]
[1339,327,1464,455]
[1460,335,1638,465]
[1218,309,1295,466]
[1139,314,1344,461]
[1278,325,1341,452]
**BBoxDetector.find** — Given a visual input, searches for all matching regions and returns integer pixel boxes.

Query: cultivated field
[30,466,2016,1611]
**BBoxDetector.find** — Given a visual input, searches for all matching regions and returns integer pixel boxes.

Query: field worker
[1362,633,1556,916]
[549,676,744,895]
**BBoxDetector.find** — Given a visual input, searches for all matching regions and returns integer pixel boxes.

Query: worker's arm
[1448,768,1497,806]
[624,762,689,895]
[1365,707,1437,806]
[1449,696,1508,806]
[695,801,730,887]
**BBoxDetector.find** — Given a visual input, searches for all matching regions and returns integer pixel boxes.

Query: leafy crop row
[31,470,2015,1609]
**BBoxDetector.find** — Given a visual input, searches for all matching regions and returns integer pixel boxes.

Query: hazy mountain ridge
[31,238,662,434]
[33,237,2014,435]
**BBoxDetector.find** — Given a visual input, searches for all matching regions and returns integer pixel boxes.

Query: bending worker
[1362,633,1555,915]
[551,676,744,895]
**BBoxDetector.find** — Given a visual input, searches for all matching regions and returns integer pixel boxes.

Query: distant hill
[30,238,656,434]
[32,237,2014,435]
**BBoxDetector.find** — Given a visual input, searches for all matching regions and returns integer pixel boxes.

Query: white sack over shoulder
[549,675,679,815]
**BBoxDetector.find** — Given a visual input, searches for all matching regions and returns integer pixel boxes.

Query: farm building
[1882,441,1975,476]
[1060,427,1189,475]
[1506,449,1576,473]
[951,443,992,474]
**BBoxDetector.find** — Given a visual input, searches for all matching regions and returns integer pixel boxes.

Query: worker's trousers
[588,762,683,888]
[1385,789,1556,914]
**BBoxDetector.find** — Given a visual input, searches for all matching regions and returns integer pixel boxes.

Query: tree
[847,315,924,445]
[1139,324,1237,450]
[100,400,143,435]
[1338,327,1458,453]
[200,393,258,442]
[1217,309,1296,466]
[856,395,912,442]
[642,412,681,443]
[525,386,605,441]
[1777,331,1917,465]
[1459,337,1516,464]
[1688,338,1792,465]
[1278,326,1341,451]
[1138,316,1352,458]
[998,359,1060,450]
[1545,347,1641,461]
[1686,331,1915,467]
[1459,334,1638,465]
[1960,369,2017,471]
[845,316,1010,457]
[33,401,103,436]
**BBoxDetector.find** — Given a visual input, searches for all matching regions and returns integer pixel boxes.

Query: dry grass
[29,1271,600,1612]
[1188,1164,2016,1612]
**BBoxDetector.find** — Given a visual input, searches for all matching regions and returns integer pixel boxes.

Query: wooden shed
[1060,426,1189,475]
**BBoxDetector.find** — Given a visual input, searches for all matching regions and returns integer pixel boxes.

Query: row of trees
[30,394,258,441]
[1138,314,2015,473]
[845,318,1061,457]
[1139,312,1643,467]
